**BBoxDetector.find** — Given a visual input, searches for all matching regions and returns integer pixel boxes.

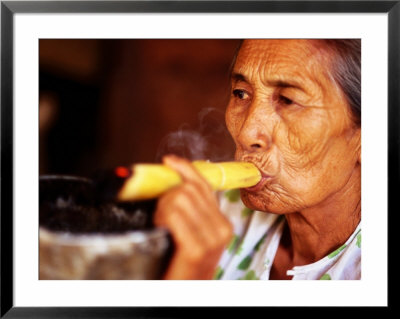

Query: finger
[179,183,233,243]
[155,204,226,280]
[155,175,232,247]
[163,183,226,235]
[156,204,210,263]
[172,185,224,250]
[162,155,212,193]
[154,189,232,280]
[155,188,219,250]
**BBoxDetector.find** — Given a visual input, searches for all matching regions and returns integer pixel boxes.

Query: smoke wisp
[156,108,235,162]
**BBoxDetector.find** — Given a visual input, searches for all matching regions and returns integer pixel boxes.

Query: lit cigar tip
[115,166,132,179]
[92,167,134,203]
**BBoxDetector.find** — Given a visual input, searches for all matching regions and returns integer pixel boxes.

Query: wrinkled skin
[227,40,360,214]
[155,40,361,280]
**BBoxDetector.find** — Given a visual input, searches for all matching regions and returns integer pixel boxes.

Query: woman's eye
[279,95,294,106]
[232,89,248,100]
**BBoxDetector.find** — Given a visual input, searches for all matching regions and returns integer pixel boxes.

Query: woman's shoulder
[326,228,361,280]
[316,227,361,280]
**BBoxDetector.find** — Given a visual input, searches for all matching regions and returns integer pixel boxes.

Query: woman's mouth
[244,174,270,192]
[237,157,272,192]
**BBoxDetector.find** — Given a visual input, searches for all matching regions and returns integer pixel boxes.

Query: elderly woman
[154,39,361,280]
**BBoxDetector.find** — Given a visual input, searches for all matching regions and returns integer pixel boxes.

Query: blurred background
[39,39,241,177]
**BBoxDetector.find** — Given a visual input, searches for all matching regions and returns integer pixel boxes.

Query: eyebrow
[268,79,307,93]
[231,71,315,97]
[231,72,248,83]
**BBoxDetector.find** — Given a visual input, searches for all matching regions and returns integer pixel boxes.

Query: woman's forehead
[233,40,332,89]
[235,39,325,71]
[239,39,315,56]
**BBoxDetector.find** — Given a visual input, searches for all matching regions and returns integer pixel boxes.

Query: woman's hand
[154,155,233,280]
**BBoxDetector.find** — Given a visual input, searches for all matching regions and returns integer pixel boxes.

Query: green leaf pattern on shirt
[221,190,360,280]
[254,234,267,252]
[356,232,361,248]
[213,266,224,280]
[237,255,252,270]
[320,273,331,280]
[235,240,244,255]
[328,244,347,259]
[224,189,240,202]
[239,270,259,280]
[241,207,254,218]
[227,234,240,253]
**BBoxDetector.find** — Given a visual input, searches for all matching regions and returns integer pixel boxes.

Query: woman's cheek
[271,168,324,212]
[226,107,245,142]
[279,111,312,154]
[284,114,332,164]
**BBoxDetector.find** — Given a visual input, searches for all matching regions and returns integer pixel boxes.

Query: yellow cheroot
[118,161,262,201]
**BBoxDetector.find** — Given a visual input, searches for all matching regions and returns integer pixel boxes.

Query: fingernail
[162,154,177,164]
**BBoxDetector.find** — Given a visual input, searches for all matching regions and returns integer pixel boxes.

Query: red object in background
[115,166,131,178]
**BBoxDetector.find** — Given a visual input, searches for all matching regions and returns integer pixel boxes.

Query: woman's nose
[237,110,271,153]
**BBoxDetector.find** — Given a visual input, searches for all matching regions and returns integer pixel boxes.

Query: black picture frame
[1,0,397,317]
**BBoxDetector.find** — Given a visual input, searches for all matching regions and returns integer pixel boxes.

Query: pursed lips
[244,174,270,192]
[239,158,272,192]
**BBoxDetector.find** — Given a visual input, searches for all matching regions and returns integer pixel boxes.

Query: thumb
[163,155,205,184]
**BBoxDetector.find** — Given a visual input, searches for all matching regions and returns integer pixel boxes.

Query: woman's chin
[240,190,287,215]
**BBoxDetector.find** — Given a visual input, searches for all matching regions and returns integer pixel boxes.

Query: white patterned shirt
[213,190,361,280]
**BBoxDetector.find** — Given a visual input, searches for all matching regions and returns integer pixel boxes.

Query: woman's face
[226,40,361,214]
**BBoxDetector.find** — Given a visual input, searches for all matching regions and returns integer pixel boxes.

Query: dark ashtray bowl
[39,175,172,280]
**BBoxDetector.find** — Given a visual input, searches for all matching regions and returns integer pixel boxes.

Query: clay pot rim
[40,174,93,183]
[40,174,167,244]
[39,226,169,246]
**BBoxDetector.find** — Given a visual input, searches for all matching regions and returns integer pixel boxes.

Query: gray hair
[319,39,361,126]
